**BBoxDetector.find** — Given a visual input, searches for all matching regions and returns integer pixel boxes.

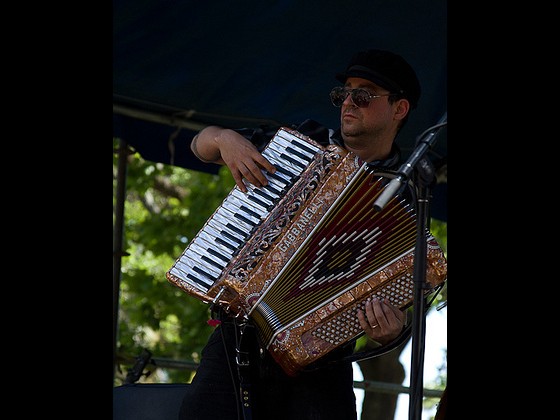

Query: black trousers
[178,319,357,420]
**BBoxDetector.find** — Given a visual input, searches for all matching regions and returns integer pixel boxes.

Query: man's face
[339,78,394,140]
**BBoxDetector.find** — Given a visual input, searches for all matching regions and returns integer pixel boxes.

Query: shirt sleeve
[232,119,332,151]
[232,126,281,152]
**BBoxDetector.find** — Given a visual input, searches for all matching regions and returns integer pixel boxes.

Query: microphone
[373,113,447,212]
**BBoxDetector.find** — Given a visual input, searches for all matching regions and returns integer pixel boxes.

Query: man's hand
[216,130,276,192]
[357,297,406,345]
[191,126,277,192]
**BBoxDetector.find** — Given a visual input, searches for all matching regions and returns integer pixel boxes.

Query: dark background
[113,0,447,220]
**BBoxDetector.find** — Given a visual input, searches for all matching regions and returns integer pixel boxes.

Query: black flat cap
[336,49,421,109]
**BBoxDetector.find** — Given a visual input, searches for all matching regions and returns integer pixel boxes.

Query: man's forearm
[190,126,225,164]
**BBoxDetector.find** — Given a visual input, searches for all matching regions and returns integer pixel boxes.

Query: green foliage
[430,218,447,256]
[114,138,235,384]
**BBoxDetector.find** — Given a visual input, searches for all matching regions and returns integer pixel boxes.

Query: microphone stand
[373,112,447,420]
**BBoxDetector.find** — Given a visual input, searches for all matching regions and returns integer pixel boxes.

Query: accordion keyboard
[168,129,322,294]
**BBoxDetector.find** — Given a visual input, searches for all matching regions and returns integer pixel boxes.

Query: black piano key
[185,248,224,278]
[275,166,294,178]
[263,147,298,172]
[193,265,218,282]
[215,237,238,251]
[247,193,273,211]
[186,273,212,290]
[208,248,231,263]
[197,231,236,259]
[266,171,288,185]
[222,200,260,226]
[275,133,316,158]
[266,176,289,192]
[254,188,278,203]
[285,146,312,162]
[208,219,245,243]
[291,139,318,155]
[240,205,262,220]
[201,255,226,270]
[221,229,244,245]
[203,223,241,249]
[231,189,268,213]
[274,165,296,178]
[266,147,306,172]
[280,153,307,170]
[267,139,310,166]
[267,167,291,182]
[263,183,282,196]
[226,223,249,238]
[234,213,258,227]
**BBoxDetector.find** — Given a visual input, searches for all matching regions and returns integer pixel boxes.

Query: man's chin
[341,125,360,139]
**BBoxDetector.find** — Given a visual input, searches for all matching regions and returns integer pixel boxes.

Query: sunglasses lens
[352,90,371,107]
[330,88,346,107]
[330,88,372,108]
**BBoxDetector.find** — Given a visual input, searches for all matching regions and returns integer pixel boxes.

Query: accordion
[167,127,447,376]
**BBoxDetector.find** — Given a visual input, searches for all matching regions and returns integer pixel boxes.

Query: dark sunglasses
[329,87,395,108]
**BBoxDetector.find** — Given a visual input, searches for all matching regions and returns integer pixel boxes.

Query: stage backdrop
[113,0,447,220]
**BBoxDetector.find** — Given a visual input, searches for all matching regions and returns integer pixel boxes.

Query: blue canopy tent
[113,0,447,177]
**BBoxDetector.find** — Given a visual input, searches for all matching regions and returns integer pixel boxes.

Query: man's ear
[394,98,410,122]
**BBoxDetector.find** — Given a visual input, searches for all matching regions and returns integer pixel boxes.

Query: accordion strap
[234,319,254,420]
[339,324,413,365]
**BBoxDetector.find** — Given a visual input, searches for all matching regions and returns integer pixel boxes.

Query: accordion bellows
[167,127,447,376]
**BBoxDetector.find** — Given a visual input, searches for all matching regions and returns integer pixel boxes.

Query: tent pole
[113,138,130,385]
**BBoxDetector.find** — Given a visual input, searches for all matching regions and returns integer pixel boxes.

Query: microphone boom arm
[373,112,447,212]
